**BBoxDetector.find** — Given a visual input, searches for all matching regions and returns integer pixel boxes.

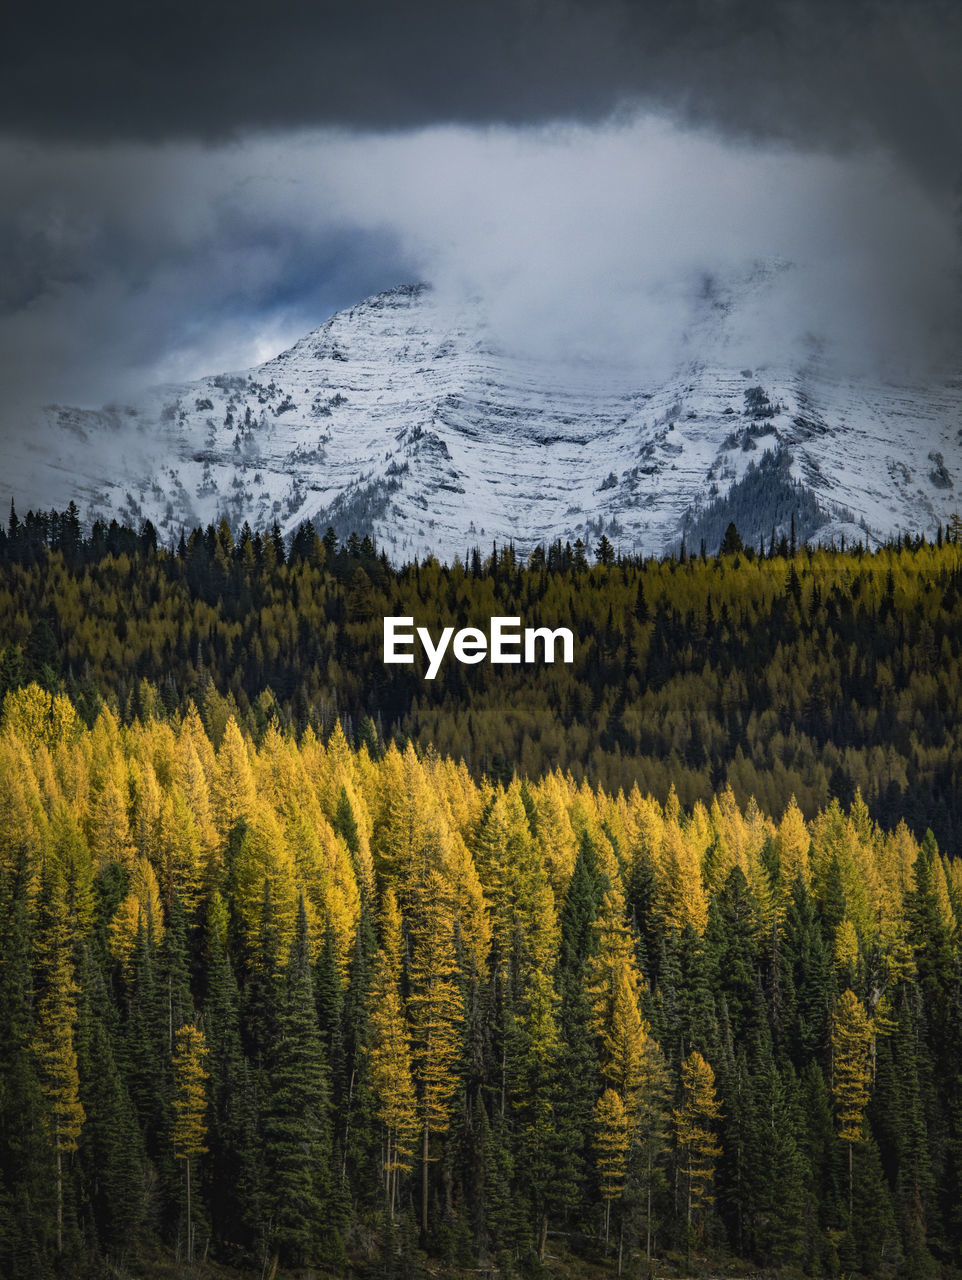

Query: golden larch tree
[109,855,165,972]
[32,861,85,1254]
[368,941,419,1217]
[594,1087,630,1243]
[171,1023,209,1264]
[407,868,464,1232]
[831,987,872,1219]
[658,818,709,934]
[600,956,651,1112]
[673,1050,722,1240]
[211,716,256,836]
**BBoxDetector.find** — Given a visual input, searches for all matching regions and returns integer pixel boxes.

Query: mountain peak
[6,280,960,560]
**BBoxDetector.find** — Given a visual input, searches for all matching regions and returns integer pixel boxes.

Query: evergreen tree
[202,891,249,1246]
[31,860,85,1256]
[75,944,146,1259]
[0,845,50,1273]
[262,897,333,1266]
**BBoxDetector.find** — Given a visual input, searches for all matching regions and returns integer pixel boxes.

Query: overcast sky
[1,0,960,423]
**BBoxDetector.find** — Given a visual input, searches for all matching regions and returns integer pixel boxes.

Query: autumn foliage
[0,686,960,1276]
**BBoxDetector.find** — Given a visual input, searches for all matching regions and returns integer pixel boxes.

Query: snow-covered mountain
[6,279,961,560]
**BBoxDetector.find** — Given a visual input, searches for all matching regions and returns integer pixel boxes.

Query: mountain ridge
[5,278,960,559]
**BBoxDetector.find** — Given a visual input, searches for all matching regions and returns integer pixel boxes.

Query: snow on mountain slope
[6,280,960,560]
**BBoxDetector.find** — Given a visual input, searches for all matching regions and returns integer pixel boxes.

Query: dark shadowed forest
[2,506,961,845]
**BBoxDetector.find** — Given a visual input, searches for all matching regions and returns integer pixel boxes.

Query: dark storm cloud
[0,136,417,409]
[2,0,961,191]
[0,121,955,424]
[0,2,958,448]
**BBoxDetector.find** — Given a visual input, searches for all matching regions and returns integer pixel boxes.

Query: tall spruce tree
[262,896,333,1266]
[31,860,85,1256]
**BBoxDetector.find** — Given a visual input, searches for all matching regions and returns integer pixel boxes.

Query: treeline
[2,506,962,850]
[2,687,962,1277]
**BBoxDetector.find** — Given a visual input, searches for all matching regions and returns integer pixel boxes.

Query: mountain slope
[7,280,960,559]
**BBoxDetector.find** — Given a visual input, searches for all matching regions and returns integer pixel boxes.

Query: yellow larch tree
[315,719,359,817]
[741,797,777,931]
[51,733,92,828]
[175,734,219,886]
[657,816,708,935]
[588,883,644,1037]
[368,894,419,1216]
[88,706,124,789]
[706,789,747,894]
[832,988,872,1220]
[32,860,85,1254]
[885,820,918,905]
[210,715,256,837]
[928,851,956,935]
[833,916,861,983]
[600,956,651,1112]
[0,732,50,881]
[144,716,178,791]
[2,683,78,752]
[444,829,492,976]
[110,855,165,971]
[178,701,217,791]
[50,804,95,944]
[86,765,135,871]
[775,796,812,898]
[128,754,163,867]
[380,887,405,977]
[570,780,620,887]
[427,753,483,844]
[674,1051,722,1240]
[874,824,914,944]
[810,800,873,940]
[623,786,665,878]
[157,786,203,916]
[372,742,448,893]
[28,739,61,825]
[230,806,300,958]
[171,1023,209,1264]
[252,722,298,810]
[944,855,962,921]
[330,778,375,896]
[529,771,579,896]
[407,868,464,1233]
[284,800,359,967]
[595,1088,630,1243]
[368,740,406,866]
[472,782,538,954]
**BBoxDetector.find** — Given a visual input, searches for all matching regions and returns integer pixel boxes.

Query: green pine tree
[262,896,333,1266]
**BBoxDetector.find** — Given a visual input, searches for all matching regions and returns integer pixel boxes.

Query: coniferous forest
[2,507,962,848]
[2,510,962,1279]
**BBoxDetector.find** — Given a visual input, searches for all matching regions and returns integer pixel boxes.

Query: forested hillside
[1,507,962,850]
[2,688,962,1279]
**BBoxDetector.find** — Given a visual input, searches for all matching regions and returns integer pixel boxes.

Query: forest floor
[108,1245,801,1280]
